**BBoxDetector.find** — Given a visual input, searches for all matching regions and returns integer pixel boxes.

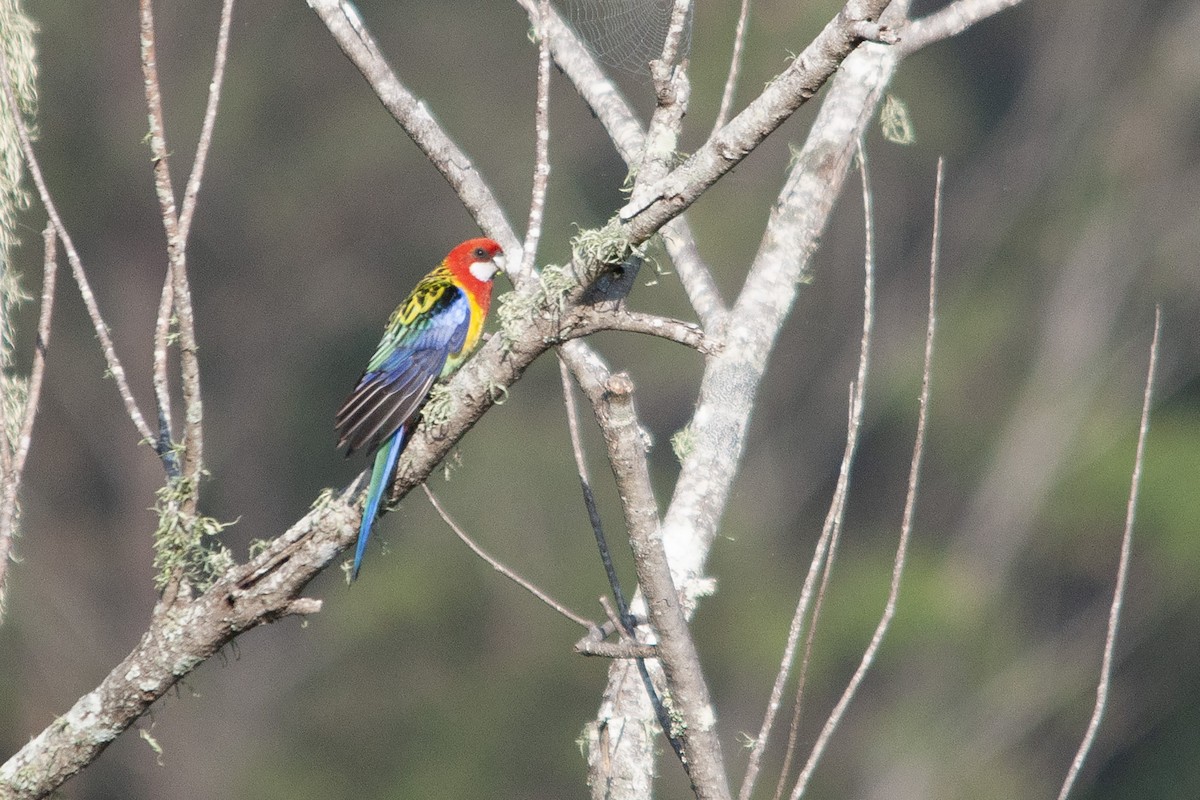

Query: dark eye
[473,247,488,259]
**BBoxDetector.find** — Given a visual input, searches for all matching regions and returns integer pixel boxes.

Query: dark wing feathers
[336,283,472,456]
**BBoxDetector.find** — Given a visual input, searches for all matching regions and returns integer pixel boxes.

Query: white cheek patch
[470,256,502,282]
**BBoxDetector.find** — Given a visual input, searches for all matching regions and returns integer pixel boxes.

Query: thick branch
[572,364,731,800]
[660,38,900,601]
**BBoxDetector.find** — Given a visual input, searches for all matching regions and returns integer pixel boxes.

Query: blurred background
[1,0,1197,798]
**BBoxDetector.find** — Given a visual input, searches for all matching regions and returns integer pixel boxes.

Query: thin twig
[1056,305,1160,800]
[713,0,752,132]
[139,0,207,490]
[422,484,592,629]
[178,0,235,242]
[741,141,877,800]
[776,142,882,800]
[898,0,1025,55]
[517,0,552,286]
[0,47,155,444]
[140,0,211,610]
[14,223,58,479]
[789,156,942,800]
[767,395,851,800]
[0,223,59,618]
[563,307,714,352]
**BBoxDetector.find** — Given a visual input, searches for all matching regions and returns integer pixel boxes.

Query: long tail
[353,428,406,580]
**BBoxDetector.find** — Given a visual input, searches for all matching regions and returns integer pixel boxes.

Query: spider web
[561,0,693,76]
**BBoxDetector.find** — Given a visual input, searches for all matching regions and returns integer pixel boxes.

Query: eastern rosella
[336,237,505,579]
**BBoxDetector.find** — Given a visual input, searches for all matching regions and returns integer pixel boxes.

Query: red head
[444,237,504,314]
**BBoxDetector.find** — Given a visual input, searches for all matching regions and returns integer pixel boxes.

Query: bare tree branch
[152,275,177,472]
[618,0,894,235]
[0,47,156,445]
[557,353,636,628]
[789,156,941,800]
[745,140,878,800]
[626,0,692,217]
[561,307,714,352]
[148,0,232,474]
[423,483,593,629]
[140,0,205,486]
[12,223,56,493]
[898,0,1026,55]
[713,0,753,132]
[571,361,731,800]
[306,0,518,252]
[178,0,235,243]
[516,0,553,286]
[1056,305,1161,800]
[0,223,58,620]
[561,345,673,798]
[516,0,727,329]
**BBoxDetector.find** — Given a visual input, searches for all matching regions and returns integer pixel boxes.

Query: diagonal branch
[898,0,1026,55]
[0,46,155,445]
[423,483,592,629]
[178,0,236,243]
[307,0,518,252]
[618,0,895,235]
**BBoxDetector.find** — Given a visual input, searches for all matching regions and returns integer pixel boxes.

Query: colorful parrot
[336,237,505,579]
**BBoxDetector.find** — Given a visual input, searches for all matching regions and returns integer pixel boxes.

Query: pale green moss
[152,476,236,592]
